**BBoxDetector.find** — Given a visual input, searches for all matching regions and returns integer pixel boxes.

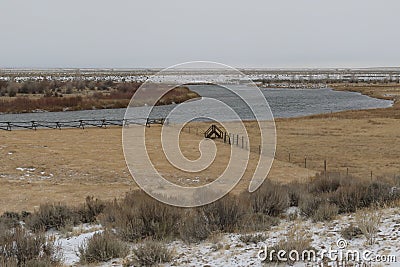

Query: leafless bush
[79,231,129,264]
[100,191,181,242]
[100,197,143,242]
[286,182,308,207]
[202,194,245,232]
[0,211,28,229]
[299,194,324,218]
[312,203,338,222]
[0,226,62,266]
[237,213,280,233]
[248,180,290,217]
[138,198,181,240]
[179,209,211,243]
[129,240,173,266]
[26,203,79,232]
[0,80,198,113]
[355,208,382,245]
[341,225,363,240]
[362,181,393,206]
[75,196,105,224]
[261,224,315,265]
[331,183,368,213]
[6,81,20,97]
[239,233,267,245]
[309,173,341,194]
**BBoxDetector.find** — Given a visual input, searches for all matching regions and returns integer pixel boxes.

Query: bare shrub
[0,226,62,266]
[237,213,280,233]
[331,183,368,213]
[309,173,341,194]
[79,231,129,264]
[6,82,19,97]
[26,203,78,232]
[312,203,338,222]
[0,211,29,229]
[100,191,181,242]
[0,81,201,113]
[355,208,382,245]
[76,196,105,224]
[299,194,324,218]
[341,225,363,240]
[239,233,267,245]
[261,224,315,265]
[248,181,290,217]
[179,209,211,243]
[394,175,400,186]
[286,182,308,207]
[330,179,397,214]
[100,197,149,242]
[202,194,245,232]
[138,199,181,240]
[130,240,173,266]
[362,181,393,206]
[210,242,224,252]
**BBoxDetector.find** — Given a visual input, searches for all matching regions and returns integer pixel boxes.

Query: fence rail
[0,118,167,131]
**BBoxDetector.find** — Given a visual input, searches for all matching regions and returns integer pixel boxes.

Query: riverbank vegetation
[330,83,400,107]
[0,80,199,113]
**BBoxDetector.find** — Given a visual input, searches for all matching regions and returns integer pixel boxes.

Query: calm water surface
[0,85,392,124]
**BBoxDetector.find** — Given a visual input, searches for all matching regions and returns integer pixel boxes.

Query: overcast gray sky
[0,0,399,68]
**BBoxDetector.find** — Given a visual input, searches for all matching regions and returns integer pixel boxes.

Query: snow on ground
[53,224,103,266]
[57,207,400,266]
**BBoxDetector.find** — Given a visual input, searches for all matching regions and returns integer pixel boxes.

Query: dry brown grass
[274,117,400,180]
[0,124,312,213]
[331,83,400,105]
[0,84,399,213]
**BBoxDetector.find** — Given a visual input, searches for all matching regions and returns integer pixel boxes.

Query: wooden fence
[0,118,167,131]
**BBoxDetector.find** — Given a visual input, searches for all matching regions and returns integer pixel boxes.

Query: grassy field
[0,83,399,213]
[0,125,313,213]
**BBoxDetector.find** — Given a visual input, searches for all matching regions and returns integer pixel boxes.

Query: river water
[0,85,392,124]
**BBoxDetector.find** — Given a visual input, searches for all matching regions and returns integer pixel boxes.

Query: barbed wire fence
[179,123,400,185]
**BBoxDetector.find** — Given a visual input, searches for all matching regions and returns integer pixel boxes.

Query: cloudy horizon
[1,0,399,69]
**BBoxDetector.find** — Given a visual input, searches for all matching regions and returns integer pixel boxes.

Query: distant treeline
[0,79,141,97]
[254,77,400,85]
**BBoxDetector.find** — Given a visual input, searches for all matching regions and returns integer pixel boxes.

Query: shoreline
[0,86,200,114]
